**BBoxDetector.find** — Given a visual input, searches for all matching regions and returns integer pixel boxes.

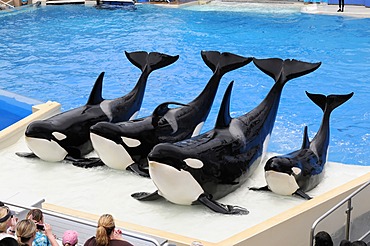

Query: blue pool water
[0,4,369,166]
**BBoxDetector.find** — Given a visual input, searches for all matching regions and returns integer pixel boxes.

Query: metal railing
[3,200,165,246]
[310,180,370,245]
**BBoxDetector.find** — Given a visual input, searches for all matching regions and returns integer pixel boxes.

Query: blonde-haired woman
[84,214,133,246]
[16,219,37,246]
[0,205,17,240]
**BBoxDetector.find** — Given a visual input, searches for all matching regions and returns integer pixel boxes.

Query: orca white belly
[265,170,299,196]
[25,137,67,162]
[90,133,134,170]
[149,161,204,205]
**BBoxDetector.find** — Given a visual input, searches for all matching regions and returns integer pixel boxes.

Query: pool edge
[0,101,61,149]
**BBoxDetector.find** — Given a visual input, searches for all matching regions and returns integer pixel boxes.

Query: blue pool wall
[0,89,42,131]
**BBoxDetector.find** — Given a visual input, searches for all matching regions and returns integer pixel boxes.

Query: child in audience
[62,230,79,246]
[26,209,59,246]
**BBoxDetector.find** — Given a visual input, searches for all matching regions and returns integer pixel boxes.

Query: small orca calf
[132,58,321,215]
[251,91,354,199]
[17,51,179,162]
[88,51,252,176]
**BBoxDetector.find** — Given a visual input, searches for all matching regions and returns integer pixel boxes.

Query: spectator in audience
[0,237,18,246]
[0,205,17,240]
[84,214,133,246]
[314,231,333,246]
[15,219,37,246]
[62,230,79,246]
[340,239,367,246]
[26,209,59,246]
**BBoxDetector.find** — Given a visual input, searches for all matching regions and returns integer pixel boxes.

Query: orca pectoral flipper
[16,152,38,158]
[68,157,105,168]
[294,189,312,200]
[131,190,162,201]
[126,163,150,178]
[197,194,249,215]
[249,185,271,192]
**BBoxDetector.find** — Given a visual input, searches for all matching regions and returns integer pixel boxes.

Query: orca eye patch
[121,137,141,147]
[184,158,204,169]
[292,167,301,175]
[52,132,67,141]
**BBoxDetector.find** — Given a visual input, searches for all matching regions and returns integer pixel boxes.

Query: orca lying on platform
[87,51,252,176]
[16,51,179,162]
[131,58,321,215]
[250,91,354,199]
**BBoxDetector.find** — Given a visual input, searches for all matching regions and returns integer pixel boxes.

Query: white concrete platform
[302,3,370,17]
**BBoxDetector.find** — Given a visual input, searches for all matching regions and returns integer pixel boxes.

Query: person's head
[351,241,368,246]
[314,231,333,246]
[96,214,115,246]
[16,219,37,246]
[62,230,78,246]
[340,240,351,246]
[26,208,43,224]
[0,237,18,246]
[0,206,14,232]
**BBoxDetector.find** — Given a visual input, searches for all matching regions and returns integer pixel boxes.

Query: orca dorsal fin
[125,51,179,73]
[301,126,310,149]
[86,72,104,105]
[215,81,233,128]
[201,51,252,75]
[305,91,354,114]
[253,58,321,83]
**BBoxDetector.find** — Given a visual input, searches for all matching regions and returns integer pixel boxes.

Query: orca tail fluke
[305,91,354,114]
[125,51,179,73]
[253,58,321,84]
[86,72,105,105]
[201,51,252,75]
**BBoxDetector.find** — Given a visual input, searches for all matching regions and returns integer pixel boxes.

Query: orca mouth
[90,133,134,170]
[25,136,68,162]
[149,161,204,205]
[265,170,300,196]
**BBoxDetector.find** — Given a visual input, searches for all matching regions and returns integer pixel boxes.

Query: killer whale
[131,58,321,215]
[251,91,354,199]
[17,51,179,162]
[87,51,252,176]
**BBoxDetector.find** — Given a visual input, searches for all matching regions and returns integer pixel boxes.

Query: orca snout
[25,121,52,139]
[90,122,122,144]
